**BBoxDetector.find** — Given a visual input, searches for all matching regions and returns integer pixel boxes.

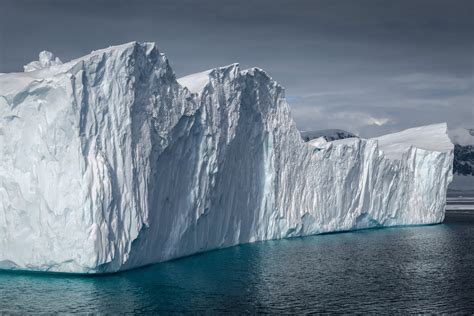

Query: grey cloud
[1,0,472,137]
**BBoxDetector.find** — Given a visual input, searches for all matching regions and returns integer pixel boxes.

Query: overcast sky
[1,0,472,137]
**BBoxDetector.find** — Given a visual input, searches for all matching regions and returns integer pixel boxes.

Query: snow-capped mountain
[300,129,358,148]
[454,144,474,176]
[0,42,453,273]
[448,128,474,193]
[450,128,474,176]
[300,129,357,142]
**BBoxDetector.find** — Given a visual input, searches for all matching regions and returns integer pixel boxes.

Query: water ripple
[1,212,473,313]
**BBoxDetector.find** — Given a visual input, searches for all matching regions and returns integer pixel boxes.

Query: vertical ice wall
[0,42,453,273]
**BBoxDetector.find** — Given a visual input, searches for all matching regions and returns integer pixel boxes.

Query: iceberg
[0,42,453,273]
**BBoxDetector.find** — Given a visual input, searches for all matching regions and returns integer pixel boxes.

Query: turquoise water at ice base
[1,211,473,313]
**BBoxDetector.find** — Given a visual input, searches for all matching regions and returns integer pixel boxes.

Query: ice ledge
[374,123,453,160]
[313,123,453,161]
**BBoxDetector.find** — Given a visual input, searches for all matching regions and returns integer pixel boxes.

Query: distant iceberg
[0,42,453,273]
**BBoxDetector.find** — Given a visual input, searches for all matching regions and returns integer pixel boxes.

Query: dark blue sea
[1,211,473,314]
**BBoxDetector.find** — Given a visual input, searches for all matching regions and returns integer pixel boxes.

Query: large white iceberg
[0,42,453,273]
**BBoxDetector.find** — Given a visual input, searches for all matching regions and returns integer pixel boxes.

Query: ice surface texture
[0,42,453,273]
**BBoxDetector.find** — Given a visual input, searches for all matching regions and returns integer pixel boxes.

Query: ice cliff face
[0,42,454,273]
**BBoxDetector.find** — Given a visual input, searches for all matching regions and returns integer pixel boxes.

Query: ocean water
[1,211,473,314]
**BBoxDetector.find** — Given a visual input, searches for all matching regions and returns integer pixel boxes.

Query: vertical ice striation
[0,42,453,273]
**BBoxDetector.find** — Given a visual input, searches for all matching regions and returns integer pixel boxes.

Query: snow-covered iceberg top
[23,51,63,72]
[177,68,214,95]
[374,123,453,160]
[308,124,453,161]
[0,42,454,273]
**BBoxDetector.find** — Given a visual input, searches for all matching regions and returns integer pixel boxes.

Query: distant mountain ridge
[453,144,474,176]
[300,129,357,142]
[449,128,474,177]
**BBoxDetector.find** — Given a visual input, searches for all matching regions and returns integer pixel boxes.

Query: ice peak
[241,67,272,80]
[177,69,213,95]
[24,50,63,72]
[89,41,155,55]
[177,63,240,95]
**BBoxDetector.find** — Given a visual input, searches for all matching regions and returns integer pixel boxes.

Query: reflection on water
[1,212,473,313]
